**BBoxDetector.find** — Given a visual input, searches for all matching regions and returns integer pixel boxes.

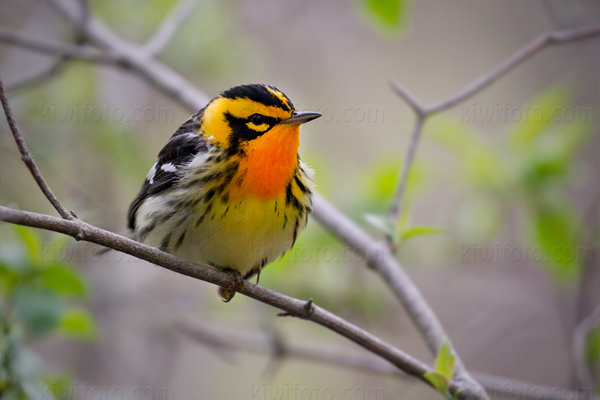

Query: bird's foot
[218,270,245,302]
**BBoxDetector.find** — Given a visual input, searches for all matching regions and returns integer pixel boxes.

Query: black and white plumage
[127,111,208,230]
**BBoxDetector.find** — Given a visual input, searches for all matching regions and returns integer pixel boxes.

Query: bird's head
[201,84,321,154]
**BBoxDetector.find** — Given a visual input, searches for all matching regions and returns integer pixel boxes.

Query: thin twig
[390,81,426,116]
[45,0,211,109]
[0,26,120,64]
[426,23,600,115]
[7,57,69,92]
[0,74,73,220]
[142,0,198,56]
[382,18,600,397]
[424,34,550,114]
[387,114,425,230]
[0,205,458,397]
[384,19,600,395]
[7,0,89,92]
[388,22,600,234]
[178,321,600,400]
[311,194,486,399]
[177,319,407,376]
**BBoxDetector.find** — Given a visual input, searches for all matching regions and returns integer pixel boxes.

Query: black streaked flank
[221,205,230,219]
[160,233,172,251]
[294,173,309,194]
[292,217,300,247]
[195,204,212,227]
[214,183,226,195]
[174,230,186,250]
[235,169,247,186]
[159,210,176,224]
[204,188,216,203]
[285,179,303,211]
[138,221,156,241]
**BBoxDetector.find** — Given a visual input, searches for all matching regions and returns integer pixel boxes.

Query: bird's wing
[128,111,208,230]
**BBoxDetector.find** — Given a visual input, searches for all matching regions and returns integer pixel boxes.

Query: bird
[128,84,321,301]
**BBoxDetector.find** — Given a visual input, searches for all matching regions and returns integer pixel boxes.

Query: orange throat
[230,125,300,200]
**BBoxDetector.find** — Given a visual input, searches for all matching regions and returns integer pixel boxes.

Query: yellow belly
[175,196,305,276]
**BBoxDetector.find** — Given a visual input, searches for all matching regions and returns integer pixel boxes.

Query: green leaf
[0,263,18,293]
[58,308,97,340]
[40,263,88,298]
[508,87,569,151]
[424,371,450,397]
[13,226,42,264]
[424,339,456,399]
[44,373,74,400]
[401,226,444,241]
[531,205,579,282]
[14,287,64,335]
[435,338,456,381]
[361,0,407,31]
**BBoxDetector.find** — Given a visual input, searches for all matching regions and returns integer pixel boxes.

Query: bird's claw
[218,270,245,302]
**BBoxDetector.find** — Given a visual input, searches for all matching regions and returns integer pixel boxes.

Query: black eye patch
[225,112,279,142]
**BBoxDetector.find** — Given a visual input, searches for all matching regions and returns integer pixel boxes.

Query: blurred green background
[1,0,599,399]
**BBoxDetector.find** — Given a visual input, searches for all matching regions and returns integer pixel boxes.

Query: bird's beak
[281,111,322,125]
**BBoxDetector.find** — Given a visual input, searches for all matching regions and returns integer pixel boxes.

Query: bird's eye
[250,114,266,125]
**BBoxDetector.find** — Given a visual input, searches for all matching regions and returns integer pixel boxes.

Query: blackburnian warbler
[128,84,321,301]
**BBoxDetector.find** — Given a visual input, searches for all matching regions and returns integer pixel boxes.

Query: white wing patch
[161,163,177,173]
[146,162,158,184]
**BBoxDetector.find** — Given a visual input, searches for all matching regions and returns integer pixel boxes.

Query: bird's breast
[228,125,300,200]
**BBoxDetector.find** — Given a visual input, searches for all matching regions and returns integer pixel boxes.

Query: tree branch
[383,17,600,398]
[44,0,211,109]
[387,113,425,233]
[390,81,426,116]
[0,75,73,220]
[312,194,486,398]
[142,0,198,56]
[0,26,120,64]
[0,205,455,395]
[177,320,600,400]
[387,22,600,232]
